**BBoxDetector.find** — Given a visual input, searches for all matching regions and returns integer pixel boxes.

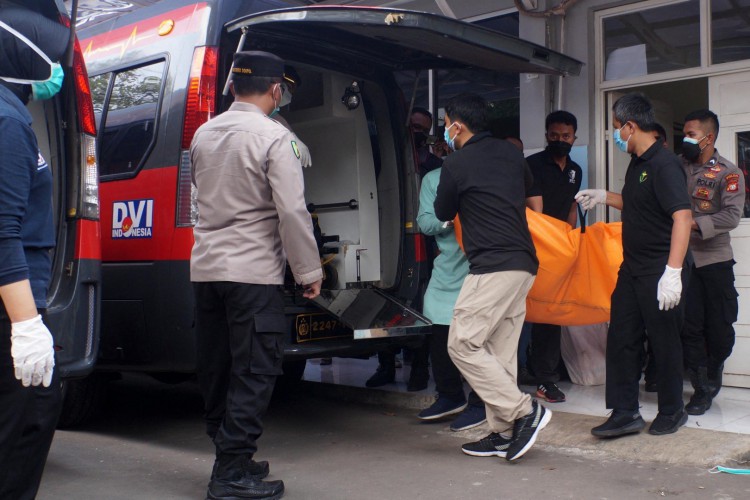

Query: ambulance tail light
[68,28,99,220]
[80,134,100,220]
[181,46,218,149]
[414,234,427,262]
[177,46,217,227]
[176,150,198,227]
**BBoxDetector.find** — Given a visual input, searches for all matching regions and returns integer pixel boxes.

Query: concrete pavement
[37,375,750,500]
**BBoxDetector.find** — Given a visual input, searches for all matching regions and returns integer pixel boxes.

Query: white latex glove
[575,189,607,211]
[296,137,312,168]
[10,315,55,387]
[657,265,682,311]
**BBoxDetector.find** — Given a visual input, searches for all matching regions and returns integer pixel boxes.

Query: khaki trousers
[448,270,535,432]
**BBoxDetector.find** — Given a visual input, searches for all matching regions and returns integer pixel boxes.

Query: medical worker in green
[416,168,486,432]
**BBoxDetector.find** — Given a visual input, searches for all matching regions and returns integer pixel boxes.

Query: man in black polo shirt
[434,93,550,462]
[525,110,583,404]
[576,93,692,437]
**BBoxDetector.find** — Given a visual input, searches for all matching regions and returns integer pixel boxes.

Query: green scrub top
[417,168,470,326]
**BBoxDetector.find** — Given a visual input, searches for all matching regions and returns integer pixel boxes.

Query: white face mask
[0,19,56,84]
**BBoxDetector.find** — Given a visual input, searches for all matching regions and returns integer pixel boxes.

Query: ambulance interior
[278,65,402,292]
[218,57,404,293]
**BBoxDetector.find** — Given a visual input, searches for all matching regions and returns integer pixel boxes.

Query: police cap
[231,51,284,78]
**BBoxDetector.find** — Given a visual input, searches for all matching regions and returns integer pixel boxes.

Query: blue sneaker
[450,404,487,431]
[417,395,467,420]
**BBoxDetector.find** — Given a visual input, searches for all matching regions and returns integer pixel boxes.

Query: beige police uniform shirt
[683,151,745,268]
[190,101,323,286]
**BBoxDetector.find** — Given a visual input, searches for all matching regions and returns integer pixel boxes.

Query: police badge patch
[699,200,711,211]
[726,173,740,192]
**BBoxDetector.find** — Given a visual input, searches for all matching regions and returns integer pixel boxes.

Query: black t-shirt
[621,141,692,276]
[433,132,538,275]
[526,148,583,222]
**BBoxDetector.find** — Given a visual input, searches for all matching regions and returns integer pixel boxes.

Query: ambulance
[72,0,581,424]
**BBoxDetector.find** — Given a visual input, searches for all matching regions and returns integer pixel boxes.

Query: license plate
[295,313,351,343]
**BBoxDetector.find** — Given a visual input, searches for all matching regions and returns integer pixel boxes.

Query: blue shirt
[0,85,54,308]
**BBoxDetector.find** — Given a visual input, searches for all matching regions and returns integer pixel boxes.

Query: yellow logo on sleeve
[291,141,301,159]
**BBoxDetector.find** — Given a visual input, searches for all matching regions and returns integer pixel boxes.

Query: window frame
[596,0,750,90]
[92,55,169,182]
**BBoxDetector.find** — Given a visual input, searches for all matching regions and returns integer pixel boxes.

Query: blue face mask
[614,123,630,153]
[268,83,281,118]
[31,63,64,101]
[444,122,457,150]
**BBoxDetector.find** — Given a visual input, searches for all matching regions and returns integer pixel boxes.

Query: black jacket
[434,132,538,275]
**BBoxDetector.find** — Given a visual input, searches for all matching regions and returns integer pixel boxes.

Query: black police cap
[232,51,284,78]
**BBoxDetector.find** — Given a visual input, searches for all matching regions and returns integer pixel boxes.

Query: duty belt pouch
[250,314,288,375]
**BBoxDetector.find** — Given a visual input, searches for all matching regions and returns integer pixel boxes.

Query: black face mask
[681,139,705,162]
[547,140,572,158]
[413,131,428,148]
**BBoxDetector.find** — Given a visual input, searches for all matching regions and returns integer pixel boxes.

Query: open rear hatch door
[311,288,431,339]
[227,7,583,338]
[226,6,583,76]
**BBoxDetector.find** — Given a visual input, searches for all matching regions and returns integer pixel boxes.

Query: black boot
[707,362,724,398]
[685,367,712,416]
[208,454,283,500]
[366,352,396,388]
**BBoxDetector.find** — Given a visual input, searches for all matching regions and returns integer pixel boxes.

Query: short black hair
[653,122,667,143]
[444,93,488,133]
[545,110,577,133]
[684,109,720,138]
[412,106,433,121]
[233,76,281,97]
[612,92,654,130]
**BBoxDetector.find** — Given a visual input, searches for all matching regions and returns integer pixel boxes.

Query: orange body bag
[454,209,622,326]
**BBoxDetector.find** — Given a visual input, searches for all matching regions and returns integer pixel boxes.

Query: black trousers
[682,260,738,373]
[430,324,481,406]
[529,323,561,384]
[194,282,286,457]
[606,269,688,415]
[0,316,61,500]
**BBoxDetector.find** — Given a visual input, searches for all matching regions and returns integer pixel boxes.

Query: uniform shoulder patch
[726,173,740,192]
[291,140,301,159]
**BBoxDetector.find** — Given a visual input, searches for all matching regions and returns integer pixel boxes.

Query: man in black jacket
[434,93,551,462]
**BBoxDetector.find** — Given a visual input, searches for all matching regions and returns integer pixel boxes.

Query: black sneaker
[461,432,511,458]
[417,395,467,420]
[648,409,688,436]
[591,410,645,438]
[506,400,552,461]
[536,382,566,403]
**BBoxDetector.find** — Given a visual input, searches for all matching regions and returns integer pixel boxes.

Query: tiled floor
[302,355,750,435]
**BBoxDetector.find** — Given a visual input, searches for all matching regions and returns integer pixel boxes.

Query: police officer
[0,8,70,499]
[191,51,323,500]
[679,109,744,415]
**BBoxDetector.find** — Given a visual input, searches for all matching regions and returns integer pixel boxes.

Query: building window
[603,0,700,81]
[711,0,750,65]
